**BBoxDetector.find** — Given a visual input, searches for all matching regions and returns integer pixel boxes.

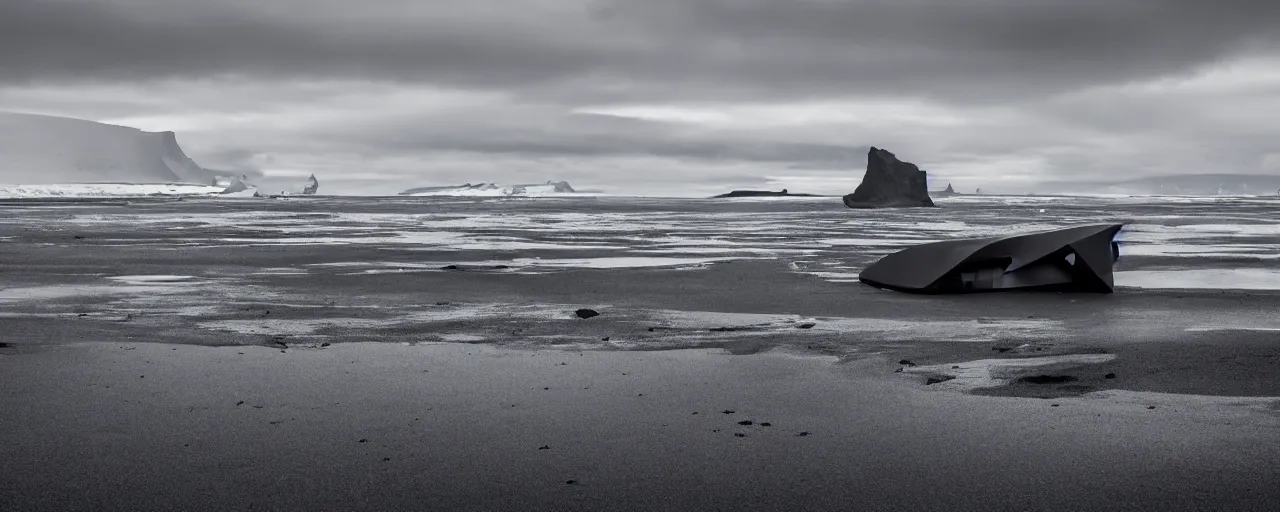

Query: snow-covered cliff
[0,111,222,185]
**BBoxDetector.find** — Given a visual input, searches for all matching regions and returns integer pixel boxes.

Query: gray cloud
[6,0,1279,102]
[3,0,1280,194]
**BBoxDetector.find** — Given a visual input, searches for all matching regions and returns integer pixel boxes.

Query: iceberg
[302,174,320,195]
[0,111,235,185]
[0,183,226,198]
[219,175,261,197]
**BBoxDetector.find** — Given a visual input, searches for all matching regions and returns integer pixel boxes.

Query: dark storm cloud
[5,0,1279,102]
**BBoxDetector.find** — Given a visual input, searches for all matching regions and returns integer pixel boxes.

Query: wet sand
[4,341,1280,512]
[5,196,1280,510]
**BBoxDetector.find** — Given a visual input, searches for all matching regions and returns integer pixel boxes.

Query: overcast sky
[3,0,1279,195]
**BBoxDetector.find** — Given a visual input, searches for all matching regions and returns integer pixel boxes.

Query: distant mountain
[0,111,234,185]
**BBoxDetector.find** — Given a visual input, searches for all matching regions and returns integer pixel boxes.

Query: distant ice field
[3,194,1280,290]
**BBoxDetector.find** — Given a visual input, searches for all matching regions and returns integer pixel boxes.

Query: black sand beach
[4,196,1280,510]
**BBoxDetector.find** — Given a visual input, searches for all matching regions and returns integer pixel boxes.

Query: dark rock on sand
[796,432,811,437]
[925,376,955,385]
[711,189,821,198]
[760,422,772,427]
[738,420,753,426]
[0,342,9,348]
[796,323,816,329]
[722,410,735,414]
[538,445,550,450]
[898,359,917,367]
[842,147,935,208]
[574,309,600,319]
[565,480,578,485]
[1105,373,1117,379]
[734,433,747,438]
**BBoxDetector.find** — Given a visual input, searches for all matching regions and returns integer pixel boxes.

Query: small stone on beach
[899,359,916,367]
[796,323,816,329]
[1105,373,1117,379]
[734,433,747,438]
[565,480,577,485]
[796,432,811,437]
[738,420,753,426]
[539,445,550,450]
[760,422,771,427]
[575,309,600,319]
[722,410,735,414]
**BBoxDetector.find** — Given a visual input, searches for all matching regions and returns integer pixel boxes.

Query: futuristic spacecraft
[859,224,1124,294]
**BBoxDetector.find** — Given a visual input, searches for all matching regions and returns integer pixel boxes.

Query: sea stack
[842,147,935,208]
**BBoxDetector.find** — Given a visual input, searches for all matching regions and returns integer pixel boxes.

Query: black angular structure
[859,224,1124,294]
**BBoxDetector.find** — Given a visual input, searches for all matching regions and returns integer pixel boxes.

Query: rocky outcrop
[302,174,319,195]
[842,147,935,208]
[932,183,961,197]
[711,189,821,198]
